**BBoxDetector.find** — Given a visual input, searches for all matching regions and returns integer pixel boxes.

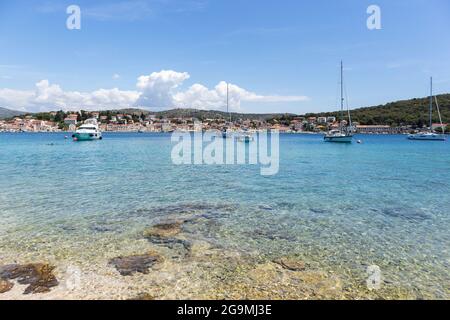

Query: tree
[417,118,424,128]
[54,110,65,123]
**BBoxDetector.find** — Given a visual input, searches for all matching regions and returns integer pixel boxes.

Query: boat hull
[239,137,253,143]
[237,135,255,143]
[72,132,102,141]
[324,135,353,143]
[408,134,446,141]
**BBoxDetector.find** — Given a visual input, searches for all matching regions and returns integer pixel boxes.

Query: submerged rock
[143,221,192,257]
[273,257,306,271]
[91,224,116,233]
[143,221,182,238]
[0,263,59,294]
[310,208,327,214]
[248,229,295,242]
[381,207,430,221]
[109,252,163,276]
[258,205,274,211]
[136,203,236,220]
[58,224,77,232]
[0,279,14,293]
[275,202,295,210]
[146,236,192,251]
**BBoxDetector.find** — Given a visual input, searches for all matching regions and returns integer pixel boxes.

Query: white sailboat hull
[408,78,446,142]
[324,62,353,144]
[408,133,446,141]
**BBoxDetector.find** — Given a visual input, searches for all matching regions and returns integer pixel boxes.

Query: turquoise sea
[0,133,449,299]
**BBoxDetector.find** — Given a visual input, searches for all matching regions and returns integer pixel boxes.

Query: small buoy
[73,137,78,142]
[357,140,362,144]
[64,135,68,139]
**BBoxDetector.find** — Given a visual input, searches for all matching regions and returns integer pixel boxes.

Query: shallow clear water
[0,133,449,299]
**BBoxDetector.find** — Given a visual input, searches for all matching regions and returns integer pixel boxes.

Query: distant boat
[408,77,446,141]
[408,132,446,141]
[324,61,353,143]
[236,128,255,143]
[222,83,232,139]
[72,118,102,141]
[237,132,254,143]
[221,128,228,139]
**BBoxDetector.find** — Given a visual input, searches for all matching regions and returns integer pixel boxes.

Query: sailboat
[237,129,255,143]
[408,77,446,141]
[220,82,254,143]
[222,83,232,139]
[324,61,354,143]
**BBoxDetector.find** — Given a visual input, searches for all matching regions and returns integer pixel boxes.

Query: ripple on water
[379,207,431,222]
[1,134,449,299]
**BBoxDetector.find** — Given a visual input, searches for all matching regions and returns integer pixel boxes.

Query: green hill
[305,94,450,127]
[5,93,450,128]
[117,94,450,126]
[0,107,26,119]
[114,108,294,121]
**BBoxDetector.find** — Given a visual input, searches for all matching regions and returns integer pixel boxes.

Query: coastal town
[0,109,447,134]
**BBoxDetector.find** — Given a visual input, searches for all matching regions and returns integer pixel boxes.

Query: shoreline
[0,243,419,300]
[0,131,413,136]
[0,210,440,300]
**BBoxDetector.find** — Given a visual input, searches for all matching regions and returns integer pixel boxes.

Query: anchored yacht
[324,129,353,143]
[408,132,446,141]
[237,132,255,143]
[222,83,233,139]
[324,61,354,143]
[408,77,446,141]
[72,118,102,141]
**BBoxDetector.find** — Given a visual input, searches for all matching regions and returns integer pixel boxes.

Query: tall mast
[429,77,433,131]
[340,61,344,131]
[227,83,231,123]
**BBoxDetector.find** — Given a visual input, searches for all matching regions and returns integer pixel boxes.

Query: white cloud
[173,80,308,111]
[136,71,308,111]
[135,70,190,108]
[0,80,139,112]
[0,88,34,112]
[0,70,309,112]
[112,74,120,80]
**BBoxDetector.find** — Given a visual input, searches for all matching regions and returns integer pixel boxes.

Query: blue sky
[0,0,449,113]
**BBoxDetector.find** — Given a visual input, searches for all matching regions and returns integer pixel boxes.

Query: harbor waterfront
[0,132,449,299]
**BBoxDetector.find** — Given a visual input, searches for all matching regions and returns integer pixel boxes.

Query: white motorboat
[72,118,102,141]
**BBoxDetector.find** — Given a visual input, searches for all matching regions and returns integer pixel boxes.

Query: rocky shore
[0,208,419,300]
